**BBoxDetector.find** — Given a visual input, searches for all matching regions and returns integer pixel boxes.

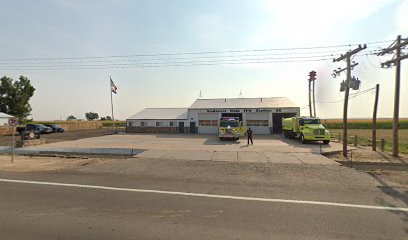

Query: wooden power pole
[312,80,316,117]
[308,71,317,117]
[308,80,312,117]
[377,35,408,157]
[372,84,380,151]
[333,45,367,157]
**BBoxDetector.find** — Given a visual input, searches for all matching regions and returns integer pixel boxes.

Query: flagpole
[110,76,116,134]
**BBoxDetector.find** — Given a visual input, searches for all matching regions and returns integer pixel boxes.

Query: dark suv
[45,124,65,133]
[25,124,53,134]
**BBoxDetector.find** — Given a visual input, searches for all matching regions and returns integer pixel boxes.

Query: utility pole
[308,71,317,117]
[312,80,316,117]
[377,35,408,157]
[308,79,312,117]
[110,76,117,134]
[333,45,367,157]
[372,84,380,151]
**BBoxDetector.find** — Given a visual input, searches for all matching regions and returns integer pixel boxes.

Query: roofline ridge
[144,107,188,109]
[196,97,287,100]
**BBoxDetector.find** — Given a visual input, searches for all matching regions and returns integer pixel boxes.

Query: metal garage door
[246,113,270,134]
[198,113,219,134]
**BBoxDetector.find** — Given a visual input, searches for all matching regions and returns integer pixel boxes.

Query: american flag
[110,77,117,94]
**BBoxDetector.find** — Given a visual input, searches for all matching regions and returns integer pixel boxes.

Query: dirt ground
[367,169,408,186]
[325,145,408,187]
[0,155,112,172]
[325,145,408,164]
[0,128,112,146]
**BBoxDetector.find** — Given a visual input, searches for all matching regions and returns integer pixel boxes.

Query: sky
[0,0,407,120]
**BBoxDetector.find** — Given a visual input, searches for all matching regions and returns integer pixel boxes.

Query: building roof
[0,112,14,118]
[128,108,188,120]
[189,97,298,109]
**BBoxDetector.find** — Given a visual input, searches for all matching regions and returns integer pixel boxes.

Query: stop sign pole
[8,118,18,163]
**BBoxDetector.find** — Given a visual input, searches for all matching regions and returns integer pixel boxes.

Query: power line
[0,39,394,70]
[350,86,376,98]
[316,86,376,104]
[0,57,334,70]
[0,49,355,65]
[0,40,393,62]
[0,53,337,68]
[0,47,386,70]
[0,47,383,67]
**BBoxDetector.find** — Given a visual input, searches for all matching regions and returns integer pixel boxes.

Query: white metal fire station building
[126,97,300,134]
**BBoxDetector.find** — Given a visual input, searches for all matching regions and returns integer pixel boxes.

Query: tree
[0,75,36,122]
[100,116,112,121]
[67,115,77,120]
[85,112,99,121]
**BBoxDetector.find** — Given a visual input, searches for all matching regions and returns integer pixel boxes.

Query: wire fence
[329,132,404,153]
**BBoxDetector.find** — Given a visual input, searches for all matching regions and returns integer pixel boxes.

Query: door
[190,122,197,133]
[178,122,184,133]
[246,113,270,134]
[272,113,297,134]
[198,113,218,134]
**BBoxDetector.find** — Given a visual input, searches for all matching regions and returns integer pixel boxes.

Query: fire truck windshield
[220,121,239,127]
[303,119,321,124]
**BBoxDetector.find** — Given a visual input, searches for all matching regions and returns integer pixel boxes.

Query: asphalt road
[0,158,407,239]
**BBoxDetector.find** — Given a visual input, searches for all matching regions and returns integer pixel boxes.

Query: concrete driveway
[16,134,343,164]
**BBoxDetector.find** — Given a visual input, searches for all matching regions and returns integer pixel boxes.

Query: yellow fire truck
[218,117,246,140]
[282,117,330,144]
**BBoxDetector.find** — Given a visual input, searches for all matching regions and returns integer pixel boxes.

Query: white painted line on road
[1,178,408,212]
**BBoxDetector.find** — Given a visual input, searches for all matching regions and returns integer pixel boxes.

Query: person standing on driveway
[246,127,253,145]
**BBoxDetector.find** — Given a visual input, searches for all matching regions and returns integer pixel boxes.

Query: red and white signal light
[308,71,317,81]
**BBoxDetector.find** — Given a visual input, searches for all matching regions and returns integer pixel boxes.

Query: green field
[322,119,408,129]
[329,129,408,154]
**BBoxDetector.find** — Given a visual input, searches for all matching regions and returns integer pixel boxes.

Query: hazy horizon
[1,0,407,121]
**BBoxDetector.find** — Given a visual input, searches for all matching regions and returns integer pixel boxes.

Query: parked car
[16,124,53,134]
[45,124,65,133]
[16,126,27,134]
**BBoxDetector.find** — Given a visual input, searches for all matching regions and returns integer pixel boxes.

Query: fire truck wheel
[323,140,330,144]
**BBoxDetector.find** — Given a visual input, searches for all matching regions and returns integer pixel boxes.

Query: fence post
[354,135,358,146]
[380,139,385,152]
[338,133,341,143]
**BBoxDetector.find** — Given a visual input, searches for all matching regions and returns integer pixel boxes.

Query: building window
[199,120,218,126]
[246,120,268,127]
[156,122,163,127]
[169,121,177,127]
[141,121,148,127]
[128,121,133,127]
